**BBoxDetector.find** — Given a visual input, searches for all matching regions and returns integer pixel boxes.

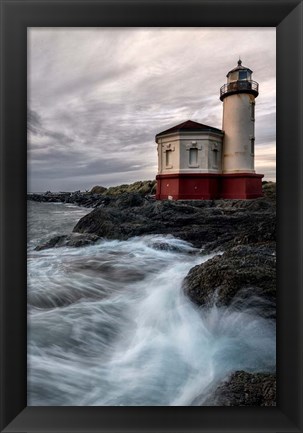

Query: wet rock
[73,193,275,252]
[34,235,68,251]
[73,208,125,239]
[30,183,276,256]
[149,241,183,252]
[208,371,276,406]
[35,233,100,251]
[183,244,276,316]
[28,184,276,252]
[147,239,197,254]
[113,192,145,208]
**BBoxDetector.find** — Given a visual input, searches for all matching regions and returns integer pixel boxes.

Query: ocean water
[27,201,276,406]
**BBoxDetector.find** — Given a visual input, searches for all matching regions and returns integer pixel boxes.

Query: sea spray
[27,201,276,406]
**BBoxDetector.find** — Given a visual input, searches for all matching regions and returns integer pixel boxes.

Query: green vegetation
[90,180,157,196]
[262,181,276,200]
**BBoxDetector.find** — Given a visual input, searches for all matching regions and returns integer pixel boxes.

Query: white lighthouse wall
[222,93,255,173]
[157,131,223,174]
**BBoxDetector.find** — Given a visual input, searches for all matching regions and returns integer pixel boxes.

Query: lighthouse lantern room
[155,60,264,200]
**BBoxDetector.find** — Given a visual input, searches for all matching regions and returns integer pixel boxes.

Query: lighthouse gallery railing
[220,80,259,98]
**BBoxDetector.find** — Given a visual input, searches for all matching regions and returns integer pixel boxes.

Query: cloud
[28,27,276,191]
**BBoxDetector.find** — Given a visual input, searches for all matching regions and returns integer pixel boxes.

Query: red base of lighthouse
[220,173,264,199]
[156,173,263,200]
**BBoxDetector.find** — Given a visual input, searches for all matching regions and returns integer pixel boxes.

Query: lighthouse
[155,60,264,200]
[219,59,263,198]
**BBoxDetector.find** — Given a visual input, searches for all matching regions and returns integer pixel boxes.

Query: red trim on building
[156,173,263,200]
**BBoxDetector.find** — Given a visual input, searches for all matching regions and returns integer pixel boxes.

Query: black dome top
[227,59,253,77]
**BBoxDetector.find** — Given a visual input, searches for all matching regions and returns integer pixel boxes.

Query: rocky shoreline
[28,180,157,208]
[28,181,276,406]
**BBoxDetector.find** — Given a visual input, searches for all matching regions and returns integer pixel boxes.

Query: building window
[239,70,247,80]
[250,137,255,155]
[251,101,255,121]
[213,149,218,168]
[165,149,172,167]
[189,148,198,166]
[229,71,238,82]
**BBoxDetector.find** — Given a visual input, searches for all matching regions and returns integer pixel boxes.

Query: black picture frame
[1,0,302,432]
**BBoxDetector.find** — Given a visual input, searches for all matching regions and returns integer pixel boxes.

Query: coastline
[27,181,276,405]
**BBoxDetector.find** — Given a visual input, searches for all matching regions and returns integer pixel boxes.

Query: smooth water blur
[27,201,276,406]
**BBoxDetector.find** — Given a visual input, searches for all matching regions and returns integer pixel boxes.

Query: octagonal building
[156,120,224,200]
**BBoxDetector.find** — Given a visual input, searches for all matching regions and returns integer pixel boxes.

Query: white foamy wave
[27,202,276,406]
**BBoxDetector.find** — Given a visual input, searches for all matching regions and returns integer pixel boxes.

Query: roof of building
[156,120,223,138]
[227,59,253,76]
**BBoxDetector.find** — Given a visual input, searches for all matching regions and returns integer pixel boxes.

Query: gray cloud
[28,28,276,191]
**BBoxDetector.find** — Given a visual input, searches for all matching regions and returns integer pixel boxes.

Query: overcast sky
[28,28,276,192]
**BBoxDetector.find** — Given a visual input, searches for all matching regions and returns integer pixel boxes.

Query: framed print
[1,0,302,432]
[26,27,278,407]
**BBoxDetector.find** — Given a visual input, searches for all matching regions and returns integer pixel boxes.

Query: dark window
[251,137,255,155]
[239,70,247,80]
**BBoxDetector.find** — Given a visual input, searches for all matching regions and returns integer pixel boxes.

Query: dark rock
[113,192,145,208]
[28,183,276,251]
[35,233,100,251]
[64,233,100,248]
[27,180,157,207]
[90,185,107,194]
[262,181,276,201]
[183,244,276,316]
[35,235,68,251]
[73,208,124,239]
[149,241,183,252]
[207,371,276,406]
[73,194,275,252]
[147,239,197,254]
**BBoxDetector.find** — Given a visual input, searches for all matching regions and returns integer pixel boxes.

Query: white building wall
[157,131,223,175]
[222,92,255,173]
[179,137,207,171]
[157,134,180,174]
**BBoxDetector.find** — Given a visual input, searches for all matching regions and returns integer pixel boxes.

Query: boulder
[208,371,276,406]
[35,233,100,251]
[90,185,107,194]
[183,244,276,316]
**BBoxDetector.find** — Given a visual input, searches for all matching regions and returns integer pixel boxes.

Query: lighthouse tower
[220,59,263,198]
